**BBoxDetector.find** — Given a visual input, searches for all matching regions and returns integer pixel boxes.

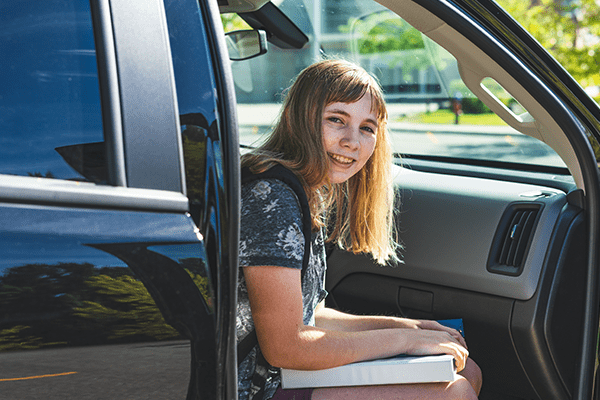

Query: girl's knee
[447,377,479,400]
[461,358,482,395]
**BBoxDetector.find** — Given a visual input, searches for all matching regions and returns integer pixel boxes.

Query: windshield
[227,0,566,170]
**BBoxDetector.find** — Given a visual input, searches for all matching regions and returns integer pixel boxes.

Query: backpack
[237,164,312,366]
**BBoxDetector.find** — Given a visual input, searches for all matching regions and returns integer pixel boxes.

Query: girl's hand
[415,320,467,350]
[401,328,469,372]
[396,318,467,350]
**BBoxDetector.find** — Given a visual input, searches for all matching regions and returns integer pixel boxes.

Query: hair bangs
[325,72,387,126]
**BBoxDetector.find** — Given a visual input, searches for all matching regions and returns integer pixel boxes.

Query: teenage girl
[237,59,482,400]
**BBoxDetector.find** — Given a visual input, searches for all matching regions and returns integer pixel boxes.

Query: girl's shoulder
[242,178,302,210]
[241,165,308,209]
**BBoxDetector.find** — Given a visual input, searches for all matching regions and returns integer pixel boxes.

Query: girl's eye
[361,126,376,134]
[327,116,342,123]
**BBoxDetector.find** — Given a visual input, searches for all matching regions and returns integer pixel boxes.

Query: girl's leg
[312,378,477,400]
[312,357,482,400]
[459,358,483,395]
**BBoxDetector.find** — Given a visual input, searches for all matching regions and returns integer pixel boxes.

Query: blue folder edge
[436,318,465,338]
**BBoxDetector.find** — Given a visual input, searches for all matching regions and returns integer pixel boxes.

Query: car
[1,0,599,399]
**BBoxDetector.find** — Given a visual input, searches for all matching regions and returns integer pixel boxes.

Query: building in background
[232,0,461,105]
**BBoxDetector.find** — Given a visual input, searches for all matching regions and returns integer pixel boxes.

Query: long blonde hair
[242,59,400,264]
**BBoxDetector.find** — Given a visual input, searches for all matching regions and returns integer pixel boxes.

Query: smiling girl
[237,59,482,400]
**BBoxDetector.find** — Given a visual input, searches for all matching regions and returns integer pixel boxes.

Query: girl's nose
[340,126,360,150]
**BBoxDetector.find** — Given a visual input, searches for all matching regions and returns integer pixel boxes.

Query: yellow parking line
[0,371,77,382]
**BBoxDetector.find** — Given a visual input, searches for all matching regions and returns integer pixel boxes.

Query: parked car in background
[1,0,600,399]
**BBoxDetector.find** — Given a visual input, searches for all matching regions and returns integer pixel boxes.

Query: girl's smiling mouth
[328,152,355,165]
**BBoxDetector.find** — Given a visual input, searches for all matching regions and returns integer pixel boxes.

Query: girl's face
[322,94,378,184]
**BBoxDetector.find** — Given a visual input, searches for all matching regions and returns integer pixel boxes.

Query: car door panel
[327,270,536,398]
[326,165,586,399]
[327,166,568,299]
[512,206,587,399]
[0,205,214,398]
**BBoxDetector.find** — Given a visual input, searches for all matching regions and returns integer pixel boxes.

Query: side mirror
[225,29,268,61]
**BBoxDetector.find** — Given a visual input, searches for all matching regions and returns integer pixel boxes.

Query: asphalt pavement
[0,340,190,399]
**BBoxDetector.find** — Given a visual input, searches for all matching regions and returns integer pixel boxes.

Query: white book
[280,354,456,389]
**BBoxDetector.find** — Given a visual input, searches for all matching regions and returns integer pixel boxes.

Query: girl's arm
[243,265,468,372]
[314,303,467,348]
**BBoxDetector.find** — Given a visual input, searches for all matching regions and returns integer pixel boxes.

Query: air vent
[488,204,542,276]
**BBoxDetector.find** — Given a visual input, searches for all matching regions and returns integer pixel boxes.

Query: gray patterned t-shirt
[237,179,328,400]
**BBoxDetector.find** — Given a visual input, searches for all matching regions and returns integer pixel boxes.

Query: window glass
[230,0,566,170]
[0,0,106,182]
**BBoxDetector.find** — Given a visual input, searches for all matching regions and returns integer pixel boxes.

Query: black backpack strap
[237,329,258,368]
[238,164,312,368]
[240,164,312,278]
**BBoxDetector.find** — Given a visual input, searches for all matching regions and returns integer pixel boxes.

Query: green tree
[0,262,181,351]
[347,14,425,54]
[73,275,180,342]
[340,11,452,86]
[0,325,65,351]
[185,267,214,312]
[496,0,600,96]
[182,125,208,207]
[221,13,251,32]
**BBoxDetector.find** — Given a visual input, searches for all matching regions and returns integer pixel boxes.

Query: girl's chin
[328,169,357,184]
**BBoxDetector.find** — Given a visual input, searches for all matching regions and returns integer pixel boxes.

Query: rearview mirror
[225,29,268,61]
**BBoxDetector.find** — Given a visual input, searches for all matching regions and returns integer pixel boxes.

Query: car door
[228,0,600,399]
[0,0,238,399]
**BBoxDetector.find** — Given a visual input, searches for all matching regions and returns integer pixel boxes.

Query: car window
[228,0,567,170]
[0,0,106,183]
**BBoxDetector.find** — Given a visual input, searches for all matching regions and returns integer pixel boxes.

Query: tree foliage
[496,0,600,96]
[340,11,451,85]
[0,259,212,351]
[182,125,208,206]
[346,14,425,54]
[221,13,251,33]
[73,275,180,342]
